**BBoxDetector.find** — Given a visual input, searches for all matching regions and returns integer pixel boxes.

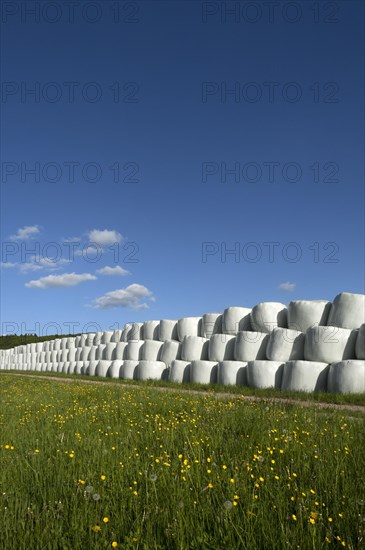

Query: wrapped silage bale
[74,336,82,347]
[60,349,69,363]
[68,362,76,375]
[79,334,88,347]
[115,342,128,360]
[190,360,218,384]
[87,360,99,377]
[143,320,160,341]
[36,342,43,353]
[94,332,102,346]
[107,360,123,378]
[101,331,114,344]
[281,361,329,392]
[95,360,112,377]
[121,323,133,342]
[74,361,84,375]
[250,302,287,333]
[169,360,191,383]
[60,338,68,350]
[327,292,365,329]
[287,300,331,332]
[68,348,77,362]
[86,333,96,347]
[266,328,305,361]
[246,361,284,389]
[120,360,138,380]
[57,362,65,373]
[160,340,182,367]
[35,363,42,372]
[304,326,357,363]
[136,360,167,381]
[62,362,70,374]
[234,331,268,361]
[217,361,247,386]
[356,324,365,359]
[75,348,82,362]
[126,341,144,360]
[127,323,144,342]
[208,334,236,361]
[95,345,106,360]
[104,342,117,360]
[222,307,251,335]
[80,346,92,361]
[111,329,123,343]
[159,319,178,342]
[66,337,76,348]
[182,336,209,361]
[177,317,202,341]
[141,340,164,361]
[328,360,365,393]
[201,313,223,338]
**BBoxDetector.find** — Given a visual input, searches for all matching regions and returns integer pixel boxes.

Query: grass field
[1,375,364,549]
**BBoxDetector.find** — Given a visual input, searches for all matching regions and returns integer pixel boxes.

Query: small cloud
[10,225,40,240]
[26,272,97,289]
[88,229,123,247]
[0,262,17,269]
[96,265,130,276]
[19,263,43,273]
[92,283,154,310]
[278,281,296,292]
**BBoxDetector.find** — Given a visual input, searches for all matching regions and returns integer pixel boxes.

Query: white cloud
[10,225,40,240]
[88,229,123,247]
[96,265,130,276]
[26,272,97,289]
[93,283,154,309]
[0,262,17,269]
[278,281,296,292]
[19,263,43,273]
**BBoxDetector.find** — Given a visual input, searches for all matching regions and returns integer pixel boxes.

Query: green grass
[1,375,364,549]
[3,369,365,407]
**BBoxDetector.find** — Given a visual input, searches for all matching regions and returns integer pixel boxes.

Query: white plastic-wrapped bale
[74,362,84,375]
[67,348,77,362]
[107,360,123,378]
[250,302,287,333]
[217,361,247,386]
[143,320,160,341]
[95,360,112,377]
[304,326,357,363]
[127,323,144,342]
[60,349,69,362]
[159,319,178,342]
[79,335,88,348]
[327,360,365,393]
[80,346,92,362]
[160,340,182,367]
[60,338,68,350]
[103,342,117,360]
[94,332,102,346]
[121,324,133,342]
[356,324,365,359]
[222,307,251,335]
[75,348,82,362]
[95,345,106,360]
[110,329,122,343]
[169,360,191,383]
[208,334,236,361]
[57,362,65,373]
[190,360,218,384]
[266,328,305,361]
[288,300,331,332]
[115,342,128,360]
[327,292,365,329]
[141,340,164,361]
[36,342,43,353]
[62,362,70,374]
[34,363,42,372]
[177,317,202,342]
[86,360,99,376]
[100,331,113,344]
[182,336,209,361]
[66,337,76,349]
[86,333,96,347]
[120,360,138,380]
[74,336,82,347]
[281,361,329,392]
[246,361,284,389]
[234,331,268,361]
[136,360,167,381]
[68,362,76,374]
[126,341,144,360]
[201,313,223,338]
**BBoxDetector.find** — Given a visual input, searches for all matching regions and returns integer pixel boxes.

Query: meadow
[1,375,364,549]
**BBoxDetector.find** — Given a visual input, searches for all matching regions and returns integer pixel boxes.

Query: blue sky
[1,0,364,335]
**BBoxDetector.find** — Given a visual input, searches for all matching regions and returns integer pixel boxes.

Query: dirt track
[2,372,365,414]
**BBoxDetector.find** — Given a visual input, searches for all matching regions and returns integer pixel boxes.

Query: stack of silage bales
[1,292,364,394]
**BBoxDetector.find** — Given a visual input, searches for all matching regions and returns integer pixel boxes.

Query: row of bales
[1,292,364,394]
